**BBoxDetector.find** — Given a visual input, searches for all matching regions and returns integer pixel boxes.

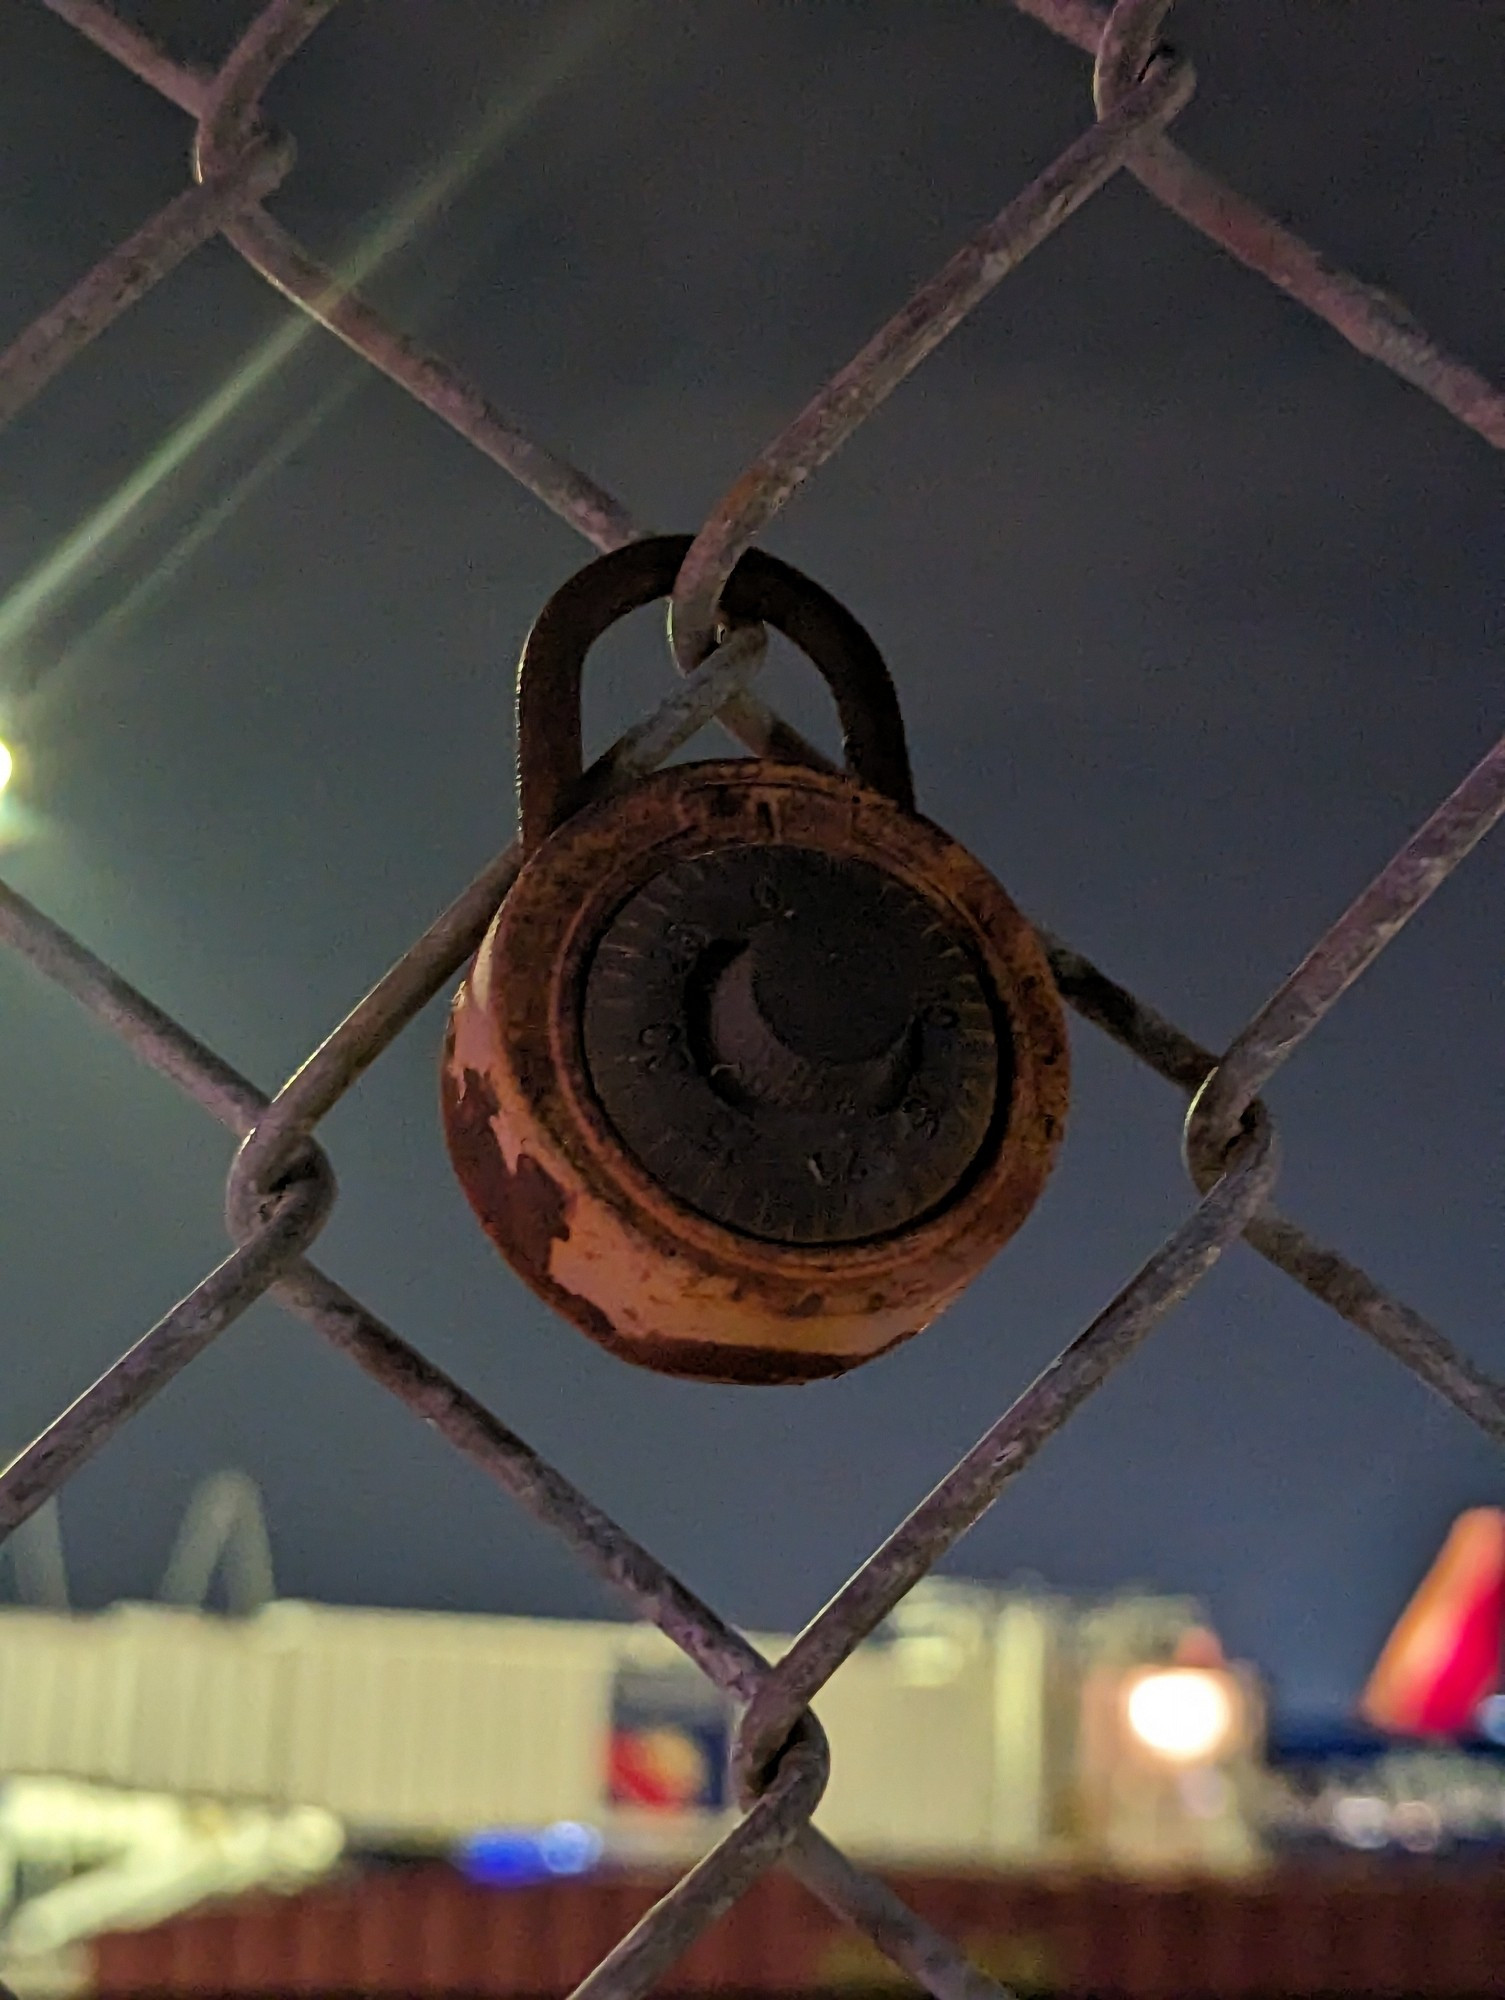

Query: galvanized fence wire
[1,0,1503,1993]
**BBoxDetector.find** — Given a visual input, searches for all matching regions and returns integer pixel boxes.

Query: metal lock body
[442,537,1069,1384]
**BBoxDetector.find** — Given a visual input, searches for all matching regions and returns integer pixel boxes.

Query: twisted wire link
[1042,931,1505,1446]
[1012,0,1505,450]
[1090,0,1174,112]
[4,0,1505,1993]
[0,1148,334,1534]
[28,0,639,550]
[571,1716,831,2000]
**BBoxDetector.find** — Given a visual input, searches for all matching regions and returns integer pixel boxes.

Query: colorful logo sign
[607,1666,730,1812]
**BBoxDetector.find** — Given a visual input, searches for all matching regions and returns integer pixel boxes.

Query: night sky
[0,1,1500,1724]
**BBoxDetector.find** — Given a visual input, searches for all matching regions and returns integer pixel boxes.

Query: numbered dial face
[579,845,1008,1246]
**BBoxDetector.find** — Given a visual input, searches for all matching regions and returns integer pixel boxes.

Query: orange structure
[1361,1509,1505,1736]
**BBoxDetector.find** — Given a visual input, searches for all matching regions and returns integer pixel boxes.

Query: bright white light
[1125,1668,1236,1762]
[1331,1793,1388,1850]
[0,741,12,793]
[1390,1800,1443,1854]
[539,1821,604,1875]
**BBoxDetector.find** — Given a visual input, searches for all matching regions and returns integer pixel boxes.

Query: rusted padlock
[442,537,1068,1384]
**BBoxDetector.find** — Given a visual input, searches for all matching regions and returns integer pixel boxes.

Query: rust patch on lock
[440,1033,616,1350]
[611,1326,865,1386]
[444,1022,873,1382]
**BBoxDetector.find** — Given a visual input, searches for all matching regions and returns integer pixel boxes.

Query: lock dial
[581,845,1006,1245]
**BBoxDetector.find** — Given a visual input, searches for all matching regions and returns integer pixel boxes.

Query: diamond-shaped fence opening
[0,4,1502,1997]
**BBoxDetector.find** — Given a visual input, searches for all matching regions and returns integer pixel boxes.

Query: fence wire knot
[1,1,1503,1996]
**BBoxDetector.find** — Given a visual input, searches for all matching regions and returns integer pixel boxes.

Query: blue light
[457,1830,546,1886]
[1477,1695,1505,1745]
[538,1821,605,1875]
[456,1822,604,1888]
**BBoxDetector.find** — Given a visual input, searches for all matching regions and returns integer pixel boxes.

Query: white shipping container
[0,1583,1248,1870]
[269,1605,616,1840]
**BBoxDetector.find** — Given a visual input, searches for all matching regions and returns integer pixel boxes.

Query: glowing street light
[0,740,12,793]
[1124,1667,1237,1763]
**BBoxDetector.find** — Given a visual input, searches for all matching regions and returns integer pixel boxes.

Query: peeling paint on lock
[441,538,1069,1385]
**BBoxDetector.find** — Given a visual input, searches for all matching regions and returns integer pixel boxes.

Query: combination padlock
[441,536,1069,1385]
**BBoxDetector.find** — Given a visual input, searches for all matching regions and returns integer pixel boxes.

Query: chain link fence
[1,2,1502,1995]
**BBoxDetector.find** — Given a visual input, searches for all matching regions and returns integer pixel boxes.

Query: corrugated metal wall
[0,1607,625,1838]
[0,1614,142,1787]
[810,1637,1000,1860]
[270,1609,614,1842]
[88,1862,1505,1997]
[0,1596,1069,1862]
[116,1612,284,1802]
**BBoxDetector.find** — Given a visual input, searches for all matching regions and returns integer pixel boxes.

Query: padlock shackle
[516,536,915,853]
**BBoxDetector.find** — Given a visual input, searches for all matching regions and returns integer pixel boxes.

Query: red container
[90,1860,1505,1997]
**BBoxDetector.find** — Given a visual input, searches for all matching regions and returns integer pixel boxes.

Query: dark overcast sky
[0,1,1501,1722]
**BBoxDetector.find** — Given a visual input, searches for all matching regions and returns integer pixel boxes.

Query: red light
[1362,1510,1505,1736]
